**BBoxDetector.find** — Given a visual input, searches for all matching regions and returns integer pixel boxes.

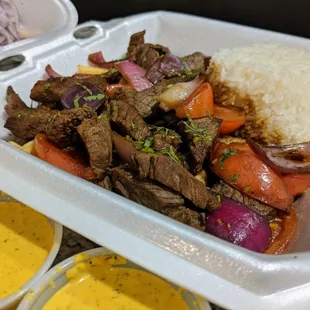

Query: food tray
[1,11,310,310]
[0,0,78,58]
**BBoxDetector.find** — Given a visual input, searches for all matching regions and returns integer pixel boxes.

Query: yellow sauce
[43,255,190,310]
[0,202,54,299]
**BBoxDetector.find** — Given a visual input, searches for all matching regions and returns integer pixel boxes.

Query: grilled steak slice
[111,167,185,213]
[183,52,208,73]
[115,76,193,118]
[131,152,220,212]
[98,175,113,191]
[127,30,169,70]
[4,87,57,140]
[150,127,182,151]
[179,116,221,174]
[46,107,95,148]
[30,75,108,103]
[110,100,151,141]
[211,182,277,221]
[77,117,112,177]
[163,207,205,231]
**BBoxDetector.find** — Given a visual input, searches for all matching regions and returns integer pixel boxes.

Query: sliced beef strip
[98,175,113,191]
[211,182,278,221]
[183,52,208,73]
[115,76,193,118]
[150,127,182,151]
[131,152,220,212]
[111,167,185,213]
[179,116,221,174]
[30,75,108,103]
[77,117,112,177]
[127,30,169,70]
[4,87,57,140]
[162,206,205,231]
[46,107,96,148]
[110,100,151,141]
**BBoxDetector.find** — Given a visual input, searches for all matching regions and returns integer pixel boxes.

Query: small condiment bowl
[0,193,63,310]
[18,247,211,310]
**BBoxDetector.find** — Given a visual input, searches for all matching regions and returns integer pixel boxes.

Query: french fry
[9,140,36,155]
[77,65,109,75]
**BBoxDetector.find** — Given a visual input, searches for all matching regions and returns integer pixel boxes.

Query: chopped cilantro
[130,122,136,129]
[231,174,239,181]
[217,218,223,225]
[219,149,238,169]
[182,114,212,143]
[84,93,105,102]
[76,83,92,95]
[141,147,154,153]
[217,195,221,202]
[125,135,133,142]
[159,146,181,165]
[227,223,231,229]
[244,185,252,193]
[44,82,51,91]
[106,68,118,76]
[167,84,173,89]
[144,136,154,148]
[73,96,80,108]
[98,113,108,120]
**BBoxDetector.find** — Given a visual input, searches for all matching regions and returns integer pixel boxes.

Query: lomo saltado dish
[5,30,310,254]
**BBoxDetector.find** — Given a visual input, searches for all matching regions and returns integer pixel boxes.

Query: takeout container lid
[0,193,63,310]
[17,247,211,310]
[1,11,310,310]
[0,0,78,58]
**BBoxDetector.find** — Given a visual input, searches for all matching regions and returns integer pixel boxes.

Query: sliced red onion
[61,82,105,111]
[112,132,137,164]
[145,58,165,84]
[45,64,62,78]
[248,139,310,174]
[115,61,153,92]
[206,198,271,253]
[88,51,134,69]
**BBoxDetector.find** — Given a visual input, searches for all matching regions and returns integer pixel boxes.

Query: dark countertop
[71,0,310,39]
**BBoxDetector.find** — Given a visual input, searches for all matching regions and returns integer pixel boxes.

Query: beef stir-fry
[5,30,307,255]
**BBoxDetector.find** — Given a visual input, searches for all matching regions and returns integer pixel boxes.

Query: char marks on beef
[183,52,208,73]
[115,76,193,118]
[110,100,151,141]
[30,75,108,103]
[211,182,277,221]
[131,152,220,211]
[77,117,112,177]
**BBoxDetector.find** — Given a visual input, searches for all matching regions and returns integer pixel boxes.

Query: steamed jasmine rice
[207,44,310,144]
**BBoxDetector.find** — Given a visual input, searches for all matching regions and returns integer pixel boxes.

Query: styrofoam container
[0,193,63,309]
[17,247,211,310]
[1,11,310,310]
[0,0,78,58]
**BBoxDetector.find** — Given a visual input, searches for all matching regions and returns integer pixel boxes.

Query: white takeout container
[0,193,63,310]
[17,247,211,310]
[1,11,310,309]
[0,0,78,58]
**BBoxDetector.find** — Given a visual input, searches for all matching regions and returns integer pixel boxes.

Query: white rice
[207,44,310,144]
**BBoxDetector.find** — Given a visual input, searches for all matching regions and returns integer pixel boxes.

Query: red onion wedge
[112,133,137,164]
[248,139,310,174]
[88,51,135,69]
[115,61,153,92]
[45,64,62,78]
[206,198,271,253]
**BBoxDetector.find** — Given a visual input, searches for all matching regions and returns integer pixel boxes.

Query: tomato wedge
[211,138,293,211]
[282,173,310,197]
[175,82,214,119]
[34,134,95,180]
[104,84,132,96]
[214,105,246,134]
[266,208,298,254]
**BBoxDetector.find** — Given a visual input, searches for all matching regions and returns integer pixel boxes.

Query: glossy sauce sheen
[0,202,53,299]
[43,255,190,310]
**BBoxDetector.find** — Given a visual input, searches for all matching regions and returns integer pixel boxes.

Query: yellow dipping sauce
[43,255,190,310]
[0,202,54,299]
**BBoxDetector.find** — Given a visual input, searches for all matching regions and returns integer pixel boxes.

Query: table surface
[71,0,310,39]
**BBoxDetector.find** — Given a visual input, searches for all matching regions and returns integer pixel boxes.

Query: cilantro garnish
[182,114,212,143]
[219,149,238,169]
[73,96,80,108]
[158,146,181,165]
[244,185,252,193]
[84,93,105,102]
[76,83,92,95]
[231,174,239,181]
[44,82,51,91]
[112,104,119,111]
